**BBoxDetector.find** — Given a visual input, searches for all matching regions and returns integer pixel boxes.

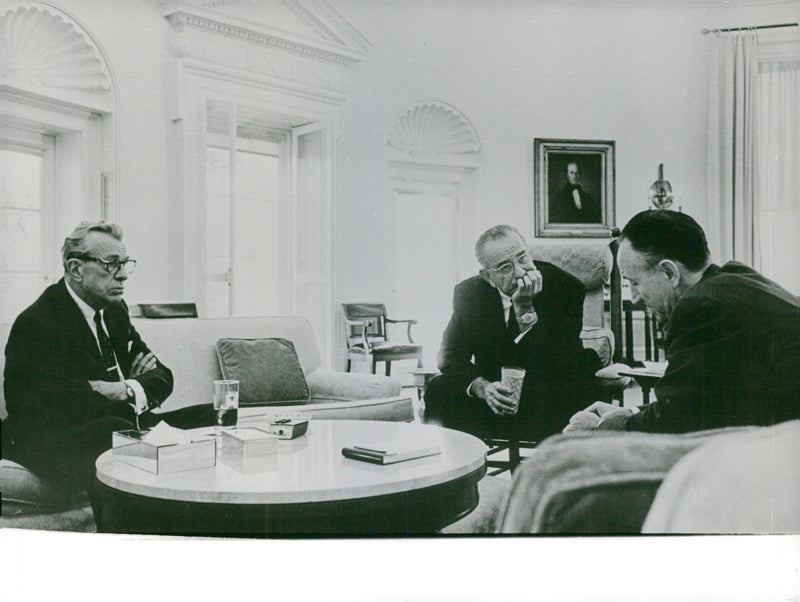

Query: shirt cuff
[596,410,633,430]
[125,379,148,415]
[466,377,480,397]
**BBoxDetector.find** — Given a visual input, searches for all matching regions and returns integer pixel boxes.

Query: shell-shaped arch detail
[0,5,111,91]
[388,101,480,157]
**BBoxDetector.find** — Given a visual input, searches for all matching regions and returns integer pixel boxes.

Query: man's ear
[478,268,495,287]
[658,259,681,288]
[65,258,83,280]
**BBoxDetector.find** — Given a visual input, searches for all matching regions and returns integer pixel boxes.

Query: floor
[403,378,648,481]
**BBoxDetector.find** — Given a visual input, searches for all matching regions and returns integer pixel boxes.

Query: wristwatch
[517,310,537,326]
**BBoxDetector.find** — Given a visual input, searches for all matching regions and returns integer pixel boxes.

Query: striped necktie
[94,311,121,382]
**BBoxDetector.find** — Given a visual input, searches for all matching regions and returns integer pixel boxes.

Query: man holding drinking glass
[423,224,601,442]
[2,221,214,517]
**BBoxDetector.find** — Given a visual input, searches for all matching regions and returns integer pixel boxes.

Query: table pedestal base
[94,467,484,538]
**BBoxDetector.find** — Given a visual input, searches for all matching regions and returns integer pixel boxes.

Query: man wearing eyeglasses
[423,224,601,442]
[2,221,214,510]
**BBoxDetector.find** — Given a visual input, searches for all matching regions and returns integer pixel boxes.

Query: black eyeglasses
[74,255,137,275]
[486,252,534,278]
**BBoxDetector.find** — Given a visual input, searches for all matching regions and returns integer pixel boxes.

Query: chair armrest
[344,318,374,351]
[385,318,417,343]
[305,369,402,400]
[496,427,757,534]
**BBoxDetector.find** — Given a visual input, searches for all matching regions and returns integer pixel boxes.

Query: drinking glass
[213,379,239,433]
[501,366,526,412]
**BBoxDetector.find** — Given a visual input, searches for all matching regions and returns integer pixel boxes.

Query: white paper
[141,421,193,446]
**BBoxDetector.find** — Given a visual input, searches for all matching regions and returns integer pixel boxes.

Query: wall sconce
[648,163,673,210]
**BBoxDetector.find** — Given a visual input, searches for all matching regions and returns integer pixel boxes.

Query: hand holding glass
[501,366,526,412]
[213,379,239,433]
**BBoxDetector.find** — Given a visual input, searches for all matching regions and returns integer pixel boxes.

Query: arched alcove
[388,100,480,160]
[1,3,114,108]
[386,100,481,372]
[0,2,117,325]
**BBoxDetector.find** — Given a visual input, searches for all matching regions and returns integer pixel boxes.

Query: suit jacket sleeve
[437,283,482,394]
[4,312,132,434]
[108,302,173,411]
[626,295,737,433]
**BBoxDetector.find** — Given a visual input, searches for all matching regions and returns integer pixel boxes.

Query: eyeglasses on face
[74,255,137,275]
[486,252,534,278]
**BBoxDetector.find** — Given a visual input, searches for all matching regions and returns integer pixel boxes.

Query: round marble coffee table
[94,419,487,537]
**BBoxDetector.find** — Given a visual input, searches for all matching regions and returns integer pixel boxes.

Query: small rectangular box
[112,430,216,475]
[221,427,279,458]
[263,418,309,440]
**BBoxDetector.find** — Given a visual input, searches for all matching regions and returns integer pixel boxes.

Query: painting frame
[534,138,616,237]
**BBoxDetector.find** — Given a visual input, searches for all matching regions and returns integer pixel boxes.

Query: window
[205,130,287,318]
[0,135,55,326]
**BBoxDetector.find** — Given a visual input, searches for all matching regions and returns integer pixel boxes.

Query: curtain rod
[702,22,798,35]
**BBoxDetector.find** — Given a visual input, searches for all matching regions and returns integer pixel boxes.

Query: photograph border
[534,138,616,237]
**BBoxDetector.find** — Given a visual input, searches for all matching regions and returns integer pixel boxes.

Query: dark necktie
[507,304,520,339]
[94,311,121,382]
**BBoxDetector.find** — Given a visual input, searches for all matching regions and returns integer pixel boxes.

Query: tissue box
[112,429,217,475]
[221,427,279,458]
[263,417,309,440]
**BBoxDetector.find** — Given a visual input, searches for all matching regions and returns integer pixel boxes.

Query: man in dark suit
[2,221,214,497]
[566,210,800,434]
[550,161,601,224]
[423,225,601,441]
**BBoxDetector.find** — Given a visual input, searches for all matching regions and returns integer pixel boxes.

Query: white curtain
[758,58,800,294]
[707,31,760,267]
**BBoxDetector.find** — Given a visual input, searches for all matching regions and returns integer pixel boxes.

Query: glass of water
[213,379,239,434]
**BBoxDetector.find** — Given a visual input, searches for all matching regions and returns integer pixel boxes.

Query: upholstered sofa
[495,420,800,534]
[1,315,414,532]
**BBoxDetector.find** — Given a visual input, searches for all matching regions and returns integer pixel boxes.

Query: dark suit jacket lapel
[54,278,107,374]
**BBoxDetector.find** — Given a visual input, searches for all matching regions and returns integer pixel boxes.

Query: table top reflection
[95,419,487,506]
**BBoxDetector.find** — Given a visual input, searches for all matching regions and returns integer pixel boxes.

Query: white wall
[333,0,799,302]
[26,0,799,320]
[47,0,177,303]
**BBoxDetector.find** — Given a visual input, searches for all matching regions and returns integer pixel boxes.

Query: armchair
[528,237,630,400]
[494,421,798,534]
[342,303,423,376]
[480,237,630,475]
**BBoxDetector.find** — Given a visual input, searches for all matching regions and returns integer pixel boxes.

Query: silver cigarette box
[221,427,279,458]
[112,429,217,475]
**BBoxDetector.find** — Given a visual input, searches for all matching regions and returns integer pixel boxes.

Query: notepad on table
[342,438,441,465]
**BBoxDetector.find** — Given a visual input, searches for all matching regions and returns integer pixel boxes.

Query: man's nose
[513,261,527,277]
[115,267,129,281]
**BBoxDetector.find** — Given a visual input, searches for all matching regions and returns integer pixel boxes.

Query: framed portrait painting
[534,139,615,237]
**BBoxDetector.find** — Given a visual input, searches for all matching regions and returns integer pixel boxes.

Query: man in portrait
[549,159,602,224]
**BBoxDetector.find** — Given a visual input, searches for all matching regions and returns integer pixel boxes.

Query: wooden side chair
[342,303,423,376]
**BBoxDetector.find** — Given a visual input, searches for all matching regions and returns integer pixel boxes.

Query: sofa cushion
[216,338,310,407]
[0,459,90,517]
[305,370,402,400]
[132,316,322,412]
